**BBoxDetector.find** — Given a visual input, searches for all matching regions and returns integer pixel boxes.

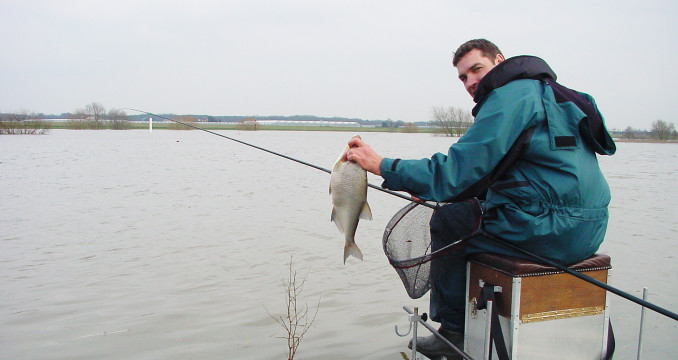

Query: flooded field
[1,130,676,359]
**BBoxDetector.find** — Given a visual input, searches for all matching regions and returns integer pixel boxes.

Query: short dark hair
[452,39,503,67]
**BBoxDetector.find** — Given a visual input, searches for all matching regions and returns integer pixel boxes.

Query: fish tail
[343,242,363,264]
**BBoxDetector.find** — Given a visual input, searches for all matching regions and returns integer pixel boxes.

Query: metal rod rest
[403,306,473,360]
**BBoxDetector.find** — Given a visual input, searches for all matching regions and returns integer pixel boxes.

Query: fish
[329,136,373,264]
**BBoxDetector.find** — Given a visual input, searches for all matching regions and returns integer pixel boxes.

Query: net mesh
[382,202,435,299]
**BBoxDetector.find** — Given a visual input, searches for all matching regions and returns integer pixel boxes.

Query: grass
[0,120,52,134]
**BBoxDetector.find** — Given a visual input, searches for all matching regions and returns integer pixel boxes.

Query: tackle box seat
[464,253,612,359]
[468,252,611,276]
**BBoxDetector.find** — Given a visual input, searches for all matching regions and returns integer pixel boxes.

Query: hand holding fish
[346,136,424,204]
[345,136,383,176]
[330,136,374,264]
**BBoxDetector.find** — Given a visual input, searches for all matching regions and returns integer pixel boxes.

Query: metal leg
[636,287,648,360]
[484,300,493,360]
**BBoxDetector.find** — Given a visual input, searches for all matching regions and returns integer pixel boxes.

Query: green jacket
[380,56,616,263]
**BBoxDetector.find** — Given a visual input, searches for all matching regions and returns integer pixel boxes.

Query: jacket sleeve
[379,79,545,202]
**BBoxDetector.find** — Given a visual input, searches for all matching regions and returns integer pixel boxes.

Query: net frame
[382,202,473,299]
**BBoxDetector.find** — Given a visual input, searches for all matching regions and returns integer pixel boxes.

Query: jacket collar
[472,56,557,116]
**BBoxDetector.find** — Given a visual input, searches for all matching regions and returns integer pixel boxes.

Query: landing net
[382,202,436,299]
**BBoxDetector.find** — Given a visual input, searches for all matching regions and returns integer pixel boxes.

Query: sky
[1,0,676,130]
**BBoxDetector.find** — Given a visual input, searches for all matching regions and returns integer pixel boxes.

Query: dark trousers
[428,200,540,332]
[428,199,484,333]
[428,199,599,332]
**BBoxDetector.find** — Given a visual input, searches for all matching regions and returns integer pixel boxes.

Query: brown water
[1,130,676,359]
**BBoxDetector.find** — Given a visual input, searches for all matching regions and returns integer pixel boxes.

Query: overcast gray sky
[1,0,676,129]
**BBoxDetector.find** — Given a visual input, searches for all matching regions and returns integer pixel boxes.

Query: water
[1,130,676,359]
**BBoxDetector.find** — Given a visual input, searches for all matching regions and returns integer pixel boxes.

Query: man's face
[456,49,505,98]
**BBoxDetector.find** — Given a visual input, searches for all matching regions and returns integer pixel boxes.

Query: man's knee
[430,200,481,244]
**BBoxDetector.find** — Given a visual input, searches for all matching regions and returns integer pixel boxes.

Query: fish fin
[331,207,344,233]
[343,243,363,264]
[359,201,373,220]
[332,149,348,171]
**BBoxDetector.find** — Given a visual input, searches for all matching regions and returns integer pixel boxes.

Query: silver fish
[330,137,373,264]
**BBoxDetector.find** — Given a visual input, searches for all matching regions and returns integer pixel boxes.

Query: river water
[1,130,676,359]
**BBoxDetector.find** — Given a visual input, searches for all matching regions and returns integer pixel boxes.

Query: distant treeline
[125,113,422,127]
[19,112,424,127]
[4,112,370,123]
[1,108,429,133]
[8,105,675,140]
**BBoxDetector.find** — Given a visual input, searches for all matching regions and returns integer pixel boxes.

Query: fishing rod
[126,108,677,322]
[479,230,678,322]
[420,211,678,321]
[124,108,422,205]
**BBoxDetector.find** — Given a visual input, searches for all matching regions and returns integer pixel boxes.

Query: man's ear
[495,53,505,65]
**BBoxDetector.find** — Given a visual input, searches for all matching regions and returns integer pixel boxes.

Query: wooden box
[464,253,612,359]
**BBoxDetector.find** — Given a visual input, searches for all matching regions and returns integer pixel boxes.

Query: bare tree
[85,102,106,128]
[72,108,87,120]
[651,119,676,141]
[0,111,51,134]
[108,108,131,130]
[67,108,90,129]
[68,102,107,129]
[431,106,473,136]
[266,256,320,360]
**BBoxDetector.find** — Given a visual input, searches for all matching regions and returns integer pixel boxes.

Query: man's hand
[345,135,383,176]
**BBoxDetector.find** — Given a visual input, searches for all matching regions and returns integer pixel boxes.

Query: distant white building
[253,120,361,127]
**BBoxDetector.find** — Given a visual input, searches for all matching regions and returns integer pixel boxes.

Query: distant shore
[613,138,678,144]
[47,121,435,133]
[9,122,678,143]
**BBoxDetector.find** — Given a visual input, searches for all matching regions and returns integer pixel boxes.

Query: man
[346,39,616,358]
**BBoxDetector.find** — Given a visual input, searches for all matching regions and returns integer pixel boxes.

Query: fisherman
[345,38,616,359]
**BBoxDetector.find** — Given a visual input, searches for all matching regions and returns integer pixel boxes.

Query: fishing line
[126,108,677,322]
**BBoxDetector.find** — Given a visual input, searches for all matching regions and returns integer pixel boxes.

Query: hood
[472,56,557,116]
[470,55,615,156]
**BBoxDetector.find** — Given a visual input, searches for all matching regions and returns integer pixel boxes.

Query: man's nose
[466,80,477,93]
[467,75,479,87]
